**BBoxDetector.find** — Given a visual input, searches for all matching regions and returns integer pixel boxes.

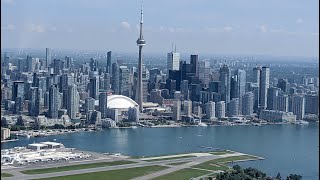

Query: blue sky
[1,0,319,57]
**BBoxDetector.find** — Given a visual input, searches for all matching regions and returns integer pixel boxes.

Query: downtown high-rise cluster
[1,6,319,130]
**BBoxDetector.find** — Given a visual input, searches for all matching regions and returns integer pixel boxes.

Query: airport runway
[2,153,254,180]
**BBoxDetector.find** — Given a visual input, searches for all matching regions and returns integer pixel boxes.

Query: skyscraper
[3,52,9,67]
[173,100,181,120]
[89,76,99,99]
[199,59,210,87]
[291,94,305,120]
[84,97,95,114]
[180,80,189,100]
[276,94,289,112]
[228,98,239,116]
[107,51,112,73]
[277,79,289,93]
[167,49,180,75]
[305,94,319,115]
[267,87,279,110]
[26,56,37,72]
[206,101,215,120]
[242,92,254,116]
[219,64,231,106]
[119,66,130,97]
[252,66,261,110]
[29,87,40,117]
[215,101,226,118]
[49,84,59,118]
[183,100,192,117]
[112,62,120,94]
[104,73,111,91]
[46,48,51,68]
[67,84,79,119]
[136,2,146,111]
[99,91,108,119]
[234,69,246,99]
[190,55,199,77]
[12,81,25,101]
[260,66,270,109]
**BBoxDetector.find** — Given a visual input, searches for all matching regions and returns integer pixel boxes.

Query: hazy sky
[1,0,319,57]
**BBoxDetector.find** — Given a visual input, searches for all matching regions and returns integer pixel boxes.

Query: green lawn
[21,160,136,174]
[38,165,167,180]
[167,161,191,166]
[192,155,259,171]
[1,173,13,177]
[152,168,210,180]
[143,155,196,162]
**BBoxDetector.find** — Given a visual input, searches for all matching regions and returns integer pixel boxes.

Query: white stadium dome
[107,95,138,110]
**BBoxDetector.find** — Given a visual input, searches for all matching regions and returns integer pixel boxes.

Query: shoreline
[6,122,300,140]
[1,139,19,143]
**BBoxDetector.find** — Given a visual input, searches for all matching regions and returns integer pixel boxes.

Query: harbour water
[2,123,318,179]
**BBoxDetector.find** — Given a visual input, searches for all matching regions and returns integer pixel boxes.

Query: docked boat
[252,123,261,126]
[295,120,309,125]
[198,122,208,127]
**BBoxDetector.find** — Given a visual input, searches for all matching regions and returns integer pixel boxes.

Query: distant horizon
[1,47,319,60]
[1,0,318,58]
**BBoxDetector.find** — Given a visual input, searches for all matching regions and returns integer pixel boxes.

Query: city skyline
[1,0,319,57]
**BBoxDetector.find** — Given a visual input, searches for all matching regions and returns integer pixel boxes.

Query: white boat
[295,120,309,125]
[131,126,138,129]
[253,123,261,126]
[198,122,208,127]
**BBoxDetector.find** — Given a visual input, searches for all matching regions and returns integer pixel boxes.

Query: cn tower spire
[139,1,144,39]
[136,1,146,112]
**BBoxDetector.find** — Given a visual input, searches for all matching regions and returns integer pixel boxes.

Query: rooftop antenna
[172,43,174,52]
[175,45,177,52]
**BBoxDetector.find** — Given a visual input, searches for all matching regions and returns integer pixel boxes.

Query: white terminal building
[27,142,64,150]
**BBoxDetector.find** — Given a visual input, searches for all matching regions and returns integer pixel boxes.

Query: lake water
[2,123,319,179]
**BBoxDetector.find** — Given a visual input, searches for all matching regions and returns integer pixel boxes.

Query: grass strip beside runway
[152,168,210,180]
[1,173,14,177]
[37,165,168,180]
[192,155,259,171]
[21,160,136,174]
[143,155,196,162]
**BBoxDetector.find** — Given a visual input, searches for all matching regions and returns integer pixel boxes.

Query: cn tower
[136,1,145,112]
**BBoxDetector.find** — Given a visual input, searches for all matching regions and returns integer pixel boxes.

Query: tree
[1,118,8,127]
[233,165,241,172]
[52,124,65,129]
[276,172,282,180]
[16,116,25,126]
[215,165,301,180]
[286,174,302,180]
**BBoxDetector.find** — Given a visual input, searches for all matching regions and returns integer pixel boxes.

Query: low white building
[260,110,296,122]
[40,142,64,149]
[101,119,116,128]
[27,143,48,151]
[1,128,10,141]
